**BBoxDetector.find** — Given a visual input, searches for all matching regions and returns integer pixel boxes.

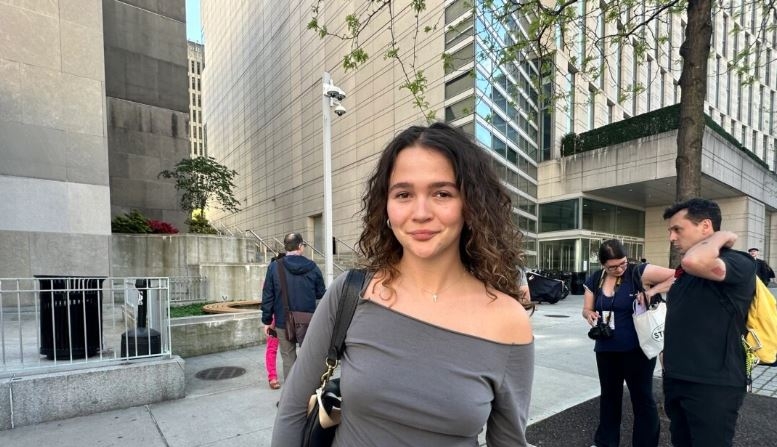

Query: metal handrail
[268,235,349,273]
[304,242,346,273]
[211,221,233,236]
[245,230,281,257]
[334,238,359,256]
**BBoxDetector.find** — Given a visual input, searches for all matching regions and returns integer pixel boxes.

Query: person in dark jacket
[749,248,775,285]
[261,233,326,383]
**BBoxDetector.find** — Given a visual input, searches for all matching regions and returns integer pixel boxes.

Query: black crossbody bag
[301,269,366,447]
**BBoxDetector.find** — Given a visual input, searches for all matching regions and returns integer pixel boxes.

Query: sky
[186,0,203,43]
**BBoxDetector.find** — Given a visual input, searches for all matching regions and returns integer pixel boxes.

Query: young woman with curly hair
[272,122,534,446]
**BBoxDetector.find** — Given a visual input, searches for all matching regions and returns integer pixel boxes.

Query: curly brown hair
[357,122,526,302]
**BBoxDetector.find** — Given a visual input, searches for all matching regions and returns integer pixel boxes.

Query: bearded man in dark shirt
[662,198,756,447]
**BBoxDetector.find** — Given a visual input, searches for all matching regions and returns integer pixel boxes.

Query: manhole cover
[544,314,570,318]
[195,366,246,380]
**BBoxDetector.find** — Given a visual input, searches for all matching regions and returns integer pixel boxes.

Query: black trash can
[120,279,162,357]
[37,276,105,360]
[120,327,162,357]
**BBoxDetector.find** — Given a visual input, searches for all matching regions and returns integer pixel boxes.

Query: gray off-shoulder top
[272,271,534,447]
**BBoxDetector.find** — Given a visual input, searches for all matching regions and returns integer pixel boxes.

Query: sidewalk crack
[145,404,170,447]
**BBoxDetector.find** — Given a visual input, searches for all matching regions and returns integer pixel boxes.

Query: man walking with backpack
[261,233,326,385]
[662,198,756,447]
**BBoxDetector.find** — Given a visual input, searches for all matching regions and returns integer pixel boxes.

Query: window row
[477,120,538,178]
[191,125,203,140]
[486,152,538,203]
[539,198,645,237]
[189,60,202,75]
[475,96,539,162]
[190,93,202,107]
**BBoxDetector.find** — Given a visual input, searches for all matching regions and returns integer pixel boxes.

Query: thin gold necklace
[406,272,466,303]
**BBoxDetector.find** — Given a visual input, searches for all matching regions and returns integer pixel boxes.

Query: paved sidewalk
[751,362,777,397]
[0,295,775,446]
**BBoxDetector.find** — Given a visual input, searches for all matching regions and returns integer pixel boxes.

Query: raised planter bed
[170,310,264,358]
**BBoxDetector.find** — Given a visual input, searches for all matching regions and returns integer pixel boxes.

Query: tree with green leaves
[158,156,240,218]
[308,0,775,203]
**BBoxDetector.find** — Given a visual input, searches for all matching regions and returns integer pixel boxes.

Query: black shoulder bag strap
[592,269,604,300]
[320,269,367,382]
[277,258,291,314]
[328,269,367,361]
[631,264,646,299]
[631,263,663,306]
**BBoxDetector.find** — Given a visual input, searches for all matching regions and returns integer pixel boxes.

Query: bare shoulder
[485,289,533,345]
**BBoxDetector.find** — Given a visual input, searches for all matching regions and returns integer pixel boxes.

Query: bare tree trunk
[670,0,712,268]
[676,0,712,201]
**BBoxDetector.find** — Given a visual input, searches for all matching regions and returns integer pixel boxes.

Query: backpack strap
[714,272,758,389]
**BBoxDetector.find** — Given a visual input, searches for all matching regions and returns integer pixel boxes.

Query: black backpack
[527,272,570,304]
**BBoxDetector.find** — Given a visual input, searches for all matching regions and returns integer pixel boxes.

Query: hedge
[560,104,770,170]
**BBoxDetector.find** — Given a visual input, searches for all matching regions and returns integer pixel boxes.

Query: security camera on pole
[322,73,347,286]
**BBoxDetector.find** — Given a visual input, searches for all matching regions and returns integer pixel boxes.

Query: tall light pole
[322,72,346,286]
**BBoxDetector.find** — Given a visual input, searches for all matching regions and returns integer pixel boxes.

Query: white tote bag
[632,299,666,359]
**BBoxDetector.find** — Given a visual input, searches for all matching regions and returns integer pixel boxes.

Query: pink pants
[266,319,279,381]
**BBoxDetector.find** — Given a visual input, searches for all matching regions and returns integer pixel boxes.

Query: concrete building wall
[643,206,670,266]
[538,131,678,202]
[103,0,189,230]
[110,234,265,301]
[0,0,111,277]
[200,1,447,248]
[768,213,777,267]
[111,234,253,276]
[539,127,777,266]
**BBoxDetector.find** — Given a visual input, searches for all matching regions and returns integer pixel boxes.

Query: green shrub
[111,210,152,234]
[561,105,681,156]
[187,214,218,234]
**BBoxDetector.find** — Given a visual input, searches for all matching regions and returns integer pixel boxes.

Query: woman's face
[386,145,464,263]
[602,256,628,277]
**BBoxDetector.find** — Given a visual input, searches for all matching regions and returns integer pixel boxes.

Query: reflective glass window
[539,199,579,232]
[445,96,475,121]
[445,74,473,98]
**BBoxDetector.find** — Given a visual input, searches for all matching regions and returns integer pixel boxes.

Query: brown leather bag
[277,258,314,345]
[286,310,314,345]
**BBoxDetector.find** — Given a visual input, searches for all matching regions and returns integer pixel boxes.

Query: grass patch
[170,302,207,318]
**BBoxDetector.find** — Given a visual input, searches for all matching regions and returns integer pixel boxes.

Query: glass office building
[443,0,543,266]
[538,198,645,273]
